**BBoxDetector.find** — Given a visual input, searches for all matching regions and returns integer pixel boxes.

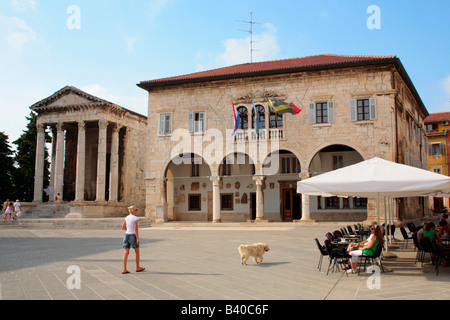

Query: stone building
[31,86,147,217]
[137,54,429,223]
[31,54,429,223]
[424,112,450,212]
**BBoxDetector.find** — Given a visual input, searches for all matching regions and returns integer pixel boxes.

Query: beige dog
[238,243,270,265]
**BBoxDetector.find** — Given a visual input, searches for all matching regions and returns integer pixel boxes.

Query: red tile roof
[425,112,450,123]
[138,54,397,87]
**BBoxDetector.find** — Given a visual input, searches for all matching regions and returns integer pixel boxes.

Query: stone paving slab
[0,223,449,309]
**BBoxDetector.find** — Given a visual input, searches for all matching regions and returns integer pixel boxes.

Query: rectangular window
[350,98,376,121]
[188,194,201,211]
[354,197,368,208]
[425,124,438,131]
[221,194,233,210]
[191,163,200,177]
[432,167,442,174]
[159,114,171,135]
[429,143,444,156]
[357,99,370,121]
[326,197,339,209]
[316,102,328,124]
[310,101,334,124]
[222,158,231,176]
[189,112,206,133]
[281,156,301,174]
[332,155,343,170]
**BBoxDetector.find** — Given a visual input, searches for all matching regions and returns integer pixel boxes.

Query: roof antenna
[238,12,260,63]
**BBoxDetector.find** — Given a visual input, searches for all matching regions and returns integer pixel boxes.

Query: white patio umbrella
[297,157,450,253]
[297,157,450,198]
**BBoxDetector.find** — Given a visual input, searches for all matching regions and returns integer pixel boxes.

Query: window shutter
[188,112,194,133]
[309,102,316,124]
[369,98,377,120]
[199,112,205,132]
[159,114,164,135]
[350,99,357,121]
[164,114,171,134]
[328,101,335,123]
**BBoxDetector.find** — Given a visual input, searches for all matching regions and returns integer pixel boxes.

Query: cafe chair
[357,244,384,275]
[315,238,329,272]
[400,226,413,249]
[327,246,350,276]
[419,237,450,275]
[412,232,424,264]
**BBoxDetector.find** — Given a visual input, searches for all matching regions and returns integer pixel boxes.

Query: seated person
[347,225,383,274]
[419,222,442,246]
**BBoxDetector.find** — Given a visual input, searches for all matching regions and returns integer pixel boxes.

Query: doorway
[282,188,301,221]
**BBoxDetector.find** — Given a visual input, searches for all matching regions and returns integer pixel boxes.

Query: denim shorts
[123,234,139,249]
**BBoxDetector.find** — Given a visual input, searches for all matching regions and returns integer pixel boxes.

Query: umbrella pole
[384,196,389,251]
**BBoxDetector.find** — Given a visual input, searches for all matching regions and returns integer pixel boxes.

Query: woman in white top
[121,205,145,274]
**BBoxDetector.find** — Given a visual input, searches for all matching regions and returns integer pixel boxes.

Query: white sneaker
[346,269,356,274]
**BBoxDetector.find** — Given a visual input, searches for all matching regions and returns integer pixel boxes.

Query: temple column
[253,175,265,221]
[33,123,46,202]
[109,124,121,202]
[48,126,56,201]
[96,119,108,202]
[210,176,222,223]
[54,122,65,201]
[75,121,86,202]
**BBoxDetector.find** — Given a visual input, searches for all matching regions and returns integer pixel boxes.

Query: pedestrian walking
[121,205,145,274]
[13,199,22,220]
[53,193,61,213]
[3,201,13,222]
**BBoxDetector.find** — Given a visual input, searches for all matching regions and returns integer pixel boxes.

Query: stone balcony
[234,128,284,142]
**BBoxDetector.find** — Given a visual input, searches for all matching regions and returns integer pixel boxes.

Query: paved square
[1,224,449,301]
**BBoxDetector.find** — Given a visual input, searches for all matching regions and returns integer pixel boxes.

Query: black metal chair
[400,226,413,249]
[324,240,349,276]
[419,237,450,275]
[407,222,416,234]
[315,238,329,272]
[412,232,423,264]
[357,244,384,275]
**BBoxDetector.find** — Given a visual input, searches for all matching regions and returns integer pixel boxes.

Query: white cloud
[148,0,174,21]
[125,37,137,53]
[442,75,450,96]
[0,15,38,50]
[10,0,37,12]
[216,23,280,67]
[80,84,148,115]
[195,23,280,72]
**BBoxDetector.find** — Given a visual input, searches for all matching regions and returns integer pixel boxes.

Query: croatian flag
[232,100,241,136]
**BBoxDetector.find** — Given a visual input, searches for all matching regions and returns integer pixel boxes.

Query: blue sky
[1,0,449,145]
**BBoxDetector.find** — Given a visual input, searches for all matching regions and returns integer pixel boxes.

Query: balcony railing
[234,129,284,142]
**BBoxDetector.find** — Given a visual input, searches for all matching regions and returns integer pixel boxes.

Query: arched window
[269,111,283,128]
[237,106,248,130]
[252,105,265,129]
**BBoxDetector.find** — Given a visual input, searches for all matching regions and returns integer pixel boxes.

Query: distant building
[424,112,450,212]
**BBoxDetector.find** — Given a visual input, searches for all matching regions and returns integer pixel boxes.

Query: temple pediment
[30,86,113,112]
[30,86,146,119]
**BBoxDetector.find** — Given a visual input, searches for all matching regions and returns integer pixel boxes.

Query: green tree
[0,132,16,200]
[12,112,51,202]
